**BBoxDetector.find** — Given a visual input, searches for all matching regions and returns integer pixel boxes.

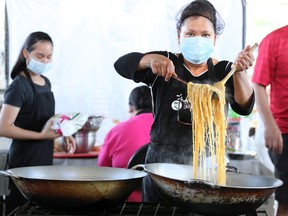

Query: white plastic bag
[50,113,88,136]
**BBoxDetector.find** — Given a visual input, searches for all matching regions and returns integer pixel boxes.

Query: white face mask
[180,37,214,64]
[27,57,52,75]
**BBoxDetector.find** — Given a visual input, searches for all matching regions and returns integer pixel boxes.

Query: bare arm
[253,83,283,154]
[0,104,60,140]
[232,45,255,108]
[232,72,254,108]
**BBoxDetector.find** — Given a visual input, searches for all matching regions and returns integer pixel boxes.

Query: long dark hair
[10,31,53,79]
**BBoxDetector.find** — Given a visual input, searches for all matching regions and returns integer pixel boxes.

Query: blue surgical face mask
[180,37,214,64]
[27,57,52,75]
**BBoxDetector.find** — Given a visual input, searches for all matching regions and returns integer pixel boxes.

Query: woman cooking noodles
[114,0,255,202]
[0,31,76,213]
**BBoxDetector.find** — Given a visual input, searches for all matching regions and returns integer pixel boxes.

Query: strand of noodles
[187,82,227,185]
[213,85,227,185]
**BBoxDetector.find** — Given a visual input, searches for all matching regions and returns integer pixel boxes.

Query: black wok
[135,163,282,216]
[0,165,147,211]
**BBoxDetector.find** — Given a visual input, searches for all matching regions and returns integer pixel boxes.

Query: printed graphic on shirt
[171,94,192,125]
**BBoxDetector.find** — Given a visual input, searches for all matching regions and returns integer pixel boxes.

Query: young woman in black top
[0,31,75,212]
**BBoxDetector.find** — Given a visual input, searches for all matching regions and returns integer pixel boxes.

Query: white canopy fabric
[6,0,243,121]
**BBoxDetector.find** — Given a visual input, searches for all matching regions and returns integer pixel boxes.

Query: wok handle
[130,164,145,171]
[226,165,239,173]
[185,179,219,189]
[0,170,20,179]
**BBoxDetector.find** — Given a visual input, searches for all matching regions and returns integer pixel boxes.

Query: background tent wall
[5,0,244,121]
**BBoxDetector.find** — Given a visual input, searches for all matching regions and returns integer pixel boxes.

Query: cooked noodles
[187,82,227,185]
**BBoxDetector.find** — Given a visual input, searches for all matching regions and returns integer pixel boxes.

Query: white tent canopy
[6,0,243,121]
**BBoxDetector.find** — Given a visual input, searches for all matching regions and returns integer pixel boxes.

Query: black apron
[5,71,55,213]
[8,71,55,168]
[142,58,219,202]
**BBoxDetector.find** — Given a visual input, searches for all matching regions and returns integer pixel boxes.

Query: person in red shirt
[252,25,288,216]
[98,85,153,201]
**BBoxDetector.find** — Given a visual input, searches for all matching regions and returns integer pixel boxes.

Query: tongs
[173,43,259,90]
[172,76,187,85]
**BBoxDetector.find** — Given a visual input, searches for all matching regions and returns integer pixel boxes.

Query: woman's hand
[264,123,283,154]
[231,45,258,108]
[41,119,61,139]
[233,45,256,72]
[62,136,76,153]
[139,54,177,81]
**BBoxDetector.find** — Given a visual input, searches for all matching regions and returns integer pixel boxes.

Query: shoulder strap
[23,68,35,90]
[207,58,216,82]
[42,76,51,88]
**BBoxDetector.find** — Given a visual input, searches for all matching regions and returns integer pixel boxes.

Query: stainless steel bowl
[74,130,97,153]
[55,116,104,154]
[82,116,104,131]
[73,116,104,153]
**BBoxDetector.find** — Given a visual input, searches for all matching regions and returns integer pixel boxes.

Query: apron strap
[23,68,35,90]
[5,152,9,170]
[207,58,216,82]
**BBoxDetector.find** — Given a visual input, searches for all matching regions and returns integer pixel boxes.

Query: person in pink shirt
[97,85,153,201]
[252,25,288,216]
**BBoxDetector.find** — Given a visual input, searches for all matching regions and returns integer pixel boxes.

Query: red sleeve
[252,34,277,86]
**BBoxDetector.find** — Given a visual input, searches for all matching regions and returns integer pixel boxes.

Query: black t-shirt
[114,51,255,163]
[4,74,52,130]
[4,74,55,168]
